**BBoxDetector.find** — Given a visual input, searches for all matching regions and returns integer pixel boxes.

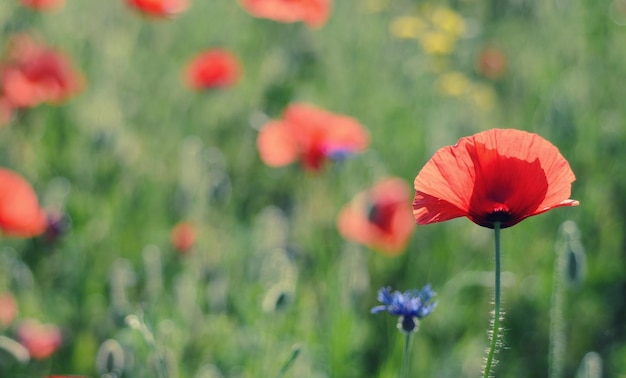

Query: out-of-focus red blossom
[413,129,578,229]
[257,103,369,171]
[239,0,331,28]
[20,0,66,11]
[0,34,84,110]
[0,97,12,126]
[0,168,47,237]
[126,0,189,18]
[476,47,507,80]
[171,221,196,254]
[338,178,415,255]
[184,49,241,90]
[17,319,62,359]
[0,293,18,327]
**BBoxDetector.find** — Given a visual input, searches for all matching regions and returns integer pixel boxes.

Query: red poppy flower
[257,103,369,171]
[126,0,189,18]
[476,46,507,80]
[413,129,578,229]
[0,97,12,125]
[0,168,47,237]
[338,178,414,255]
[20,0,65,11]
[184,49,241,90]
[239,0,331,28]
[0,34,84,109]
[17,319,62,359]
[171,221,196,254]
[0,293,18,327]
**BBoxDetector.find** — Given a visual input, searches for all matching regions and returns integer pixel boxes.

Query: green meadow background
[1,0,625,377]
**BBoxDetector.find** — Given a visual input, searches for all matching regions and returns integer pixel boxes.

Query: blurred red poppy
[171,221,196,254]
[476,46,507,80]
[0,293,18,327]
[184,49,241,90]
[0,168,47,237]
[239,0,331,28]
[413,129,578,229]
[20,0,65,11]
[338,178,414,255]
[17,319,62,359]
[0,97,12,125]
[0,34,84,109]
[126,0,189,18]
[257,103,369,171]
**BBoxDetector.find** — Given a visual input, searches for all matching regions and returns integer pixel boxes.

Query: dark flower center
[485,206,512,224]
[397,315,419,334]
[367,201,395,233]
[468,151,548,229]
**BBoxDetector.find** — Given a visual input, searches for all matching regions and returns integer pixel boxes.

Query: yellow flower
[469,84,496,111]
[390,16,426,39]
[431,7,465,37]
[437,72,470,97]
[361,0,389,14]
[419,31,455,55]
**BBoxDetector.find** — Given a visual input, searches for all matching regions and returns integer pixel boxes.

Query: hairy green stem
[484,222,501,378]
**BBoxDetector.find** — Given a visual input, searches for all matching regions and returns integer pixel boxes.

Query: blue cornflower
[371,285,437,334]
[323,145,354,162]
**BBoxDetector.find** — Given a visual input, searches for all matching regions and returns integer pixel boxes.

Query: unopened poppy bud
[171,222,196,254]
[96,339,125,376]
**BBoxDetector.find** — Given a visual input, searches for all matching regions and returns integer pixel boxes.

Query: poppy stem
[484,222,502,378]
[401,332,412,378]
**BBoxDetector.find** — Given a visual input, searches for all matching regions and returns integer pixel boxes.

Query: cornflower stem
[484,222,502,378]
[401,331,412,378]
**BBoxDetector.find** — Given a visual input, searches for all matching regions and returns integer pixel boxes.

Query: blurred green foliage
[1,0,625,377]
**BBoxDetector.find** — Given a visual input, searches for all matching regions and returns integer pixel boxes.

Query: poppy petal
[413,140,477,223]
[283,103,369,166]
[20,0,65,11]
[469,129,577,225]
[414,129,577,228]
[412,192,469,225]
[257,120,299,167]
[321,115,370,154]
[184,49,241,90]
[0,168,47,237]
[339,178,414,255]
[239,0,331,28]
[127,0,188,17]
[17,320,62,359]
[258,103,368,171]
[0,35,84,108]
